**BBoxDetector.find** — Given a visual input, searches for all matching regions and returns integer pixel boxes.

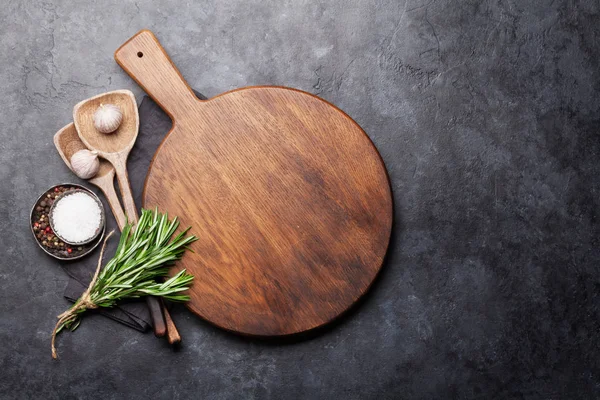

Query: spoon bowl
[73,90,138,155]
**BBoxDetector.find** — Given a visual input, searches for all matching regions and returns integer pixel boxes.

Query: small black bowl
[30,183,105,261]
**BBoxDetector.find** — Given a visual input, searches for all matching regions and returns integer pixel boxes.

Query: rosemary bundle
[51,208,197,358]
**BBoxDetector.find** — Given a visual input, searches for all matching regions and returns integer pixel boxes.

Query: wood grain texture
[53,123,127,230]
[147,296,166,337]
[115,30,393,336]
[161,298,181,345]
[73,90,140,225]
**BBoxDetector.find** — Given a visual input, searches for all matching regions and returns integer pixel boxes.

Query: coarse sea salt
[51,191,102,244]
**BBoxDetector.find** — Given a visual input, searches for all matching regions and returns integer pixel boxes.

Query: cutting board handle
[115,30,200,120]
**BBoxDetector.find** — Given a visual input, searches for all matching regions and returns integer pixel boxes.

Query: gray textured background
[1,0,599,399]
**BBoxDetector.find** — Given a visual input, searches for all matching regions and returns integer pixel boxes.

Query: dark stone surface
[1,1,599,399]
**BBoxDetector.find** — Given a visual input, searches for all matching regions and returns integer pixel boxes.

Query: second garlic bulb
[93,103,123,134]
[71,149,100,179]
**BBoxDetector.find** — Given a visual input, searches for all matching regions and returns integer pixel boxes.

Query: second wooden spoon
[53,123,126,230]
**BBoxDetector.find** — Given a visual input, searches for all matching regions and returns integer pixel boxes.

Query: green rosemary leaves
[52,208,197,358]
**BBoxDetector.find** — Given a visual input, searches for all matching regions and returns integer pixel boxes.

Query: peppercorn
[67,248,72,254]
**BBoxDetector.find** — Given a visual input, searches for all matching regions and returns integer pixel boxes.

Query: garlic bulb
[93,103,123,134]
[71,149,100,179]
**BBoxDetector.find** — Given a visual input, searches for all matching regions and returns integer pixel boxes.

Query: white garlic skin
[93,103,123,134]
[71,149,100,179]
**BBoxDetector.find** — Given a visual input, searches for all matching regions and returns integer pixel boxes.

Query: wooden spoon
[53,123,126,229]
[73,89,139,226]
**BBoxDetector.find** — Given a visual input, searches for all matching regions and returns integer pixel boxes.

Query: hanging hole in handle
[137,52,143,58]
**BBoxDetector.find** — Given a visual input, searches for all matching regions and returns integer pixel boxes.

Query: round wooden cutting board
[115,30,393,336]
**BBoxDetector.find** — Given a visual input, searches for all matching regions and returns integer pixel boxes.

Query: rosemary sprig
[51,208,197,358]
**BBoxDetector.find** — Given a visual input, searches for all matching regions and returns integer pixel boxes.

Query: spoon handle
[112,154,139,225]
[161,298,181,345]
[148,296,166,337]
[96,176,127,230]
